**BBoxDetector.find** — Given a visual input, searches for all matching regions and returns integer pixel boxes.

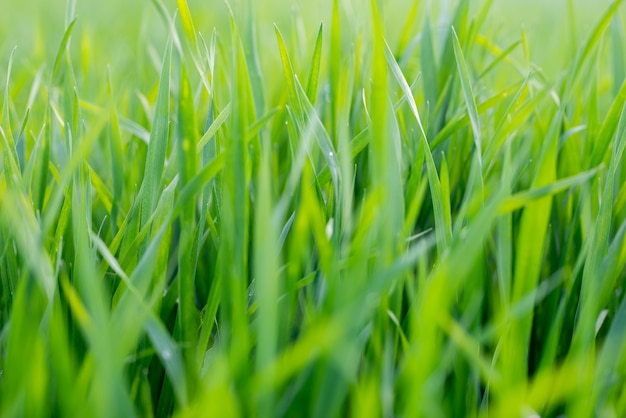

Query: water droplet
[329,151,334,157]
[162,349,172,360]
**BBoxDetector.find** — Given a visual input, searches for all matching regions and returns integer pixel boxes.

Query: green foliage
[1,0,626,417]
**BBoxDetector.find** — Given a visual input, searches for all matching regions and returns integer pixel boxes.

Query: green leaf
[177,0,198,50]
[140,40,172,230]
[452,27,482,168]
[107,68,124,235]
[51,19,77,84]
[385,40,451,254]
[305,24,323,105]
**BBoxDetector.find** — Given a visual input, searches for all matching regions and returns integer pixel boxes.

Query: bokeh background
[0,0,618,80]
[0,0,622,166]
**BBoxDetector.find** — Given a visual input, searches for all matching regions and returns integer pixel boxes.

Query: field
[1,0,626,416]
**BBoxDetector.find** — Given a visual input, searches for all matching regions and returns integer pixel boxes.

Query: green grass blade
[305,24,323,105]
[384,40,451,254]
[177,0,198,51]
[140,40,172,230]
[452,27,482,168]
[107,68,124,235]
[176,62,200,398]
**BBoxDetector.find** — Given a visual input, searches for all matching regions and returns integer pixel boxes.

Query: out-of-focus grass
[1,0,626,417]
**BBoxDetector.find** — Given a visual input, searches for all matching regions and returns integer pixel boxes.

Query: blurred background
[0,0,618,58]
[0,0,620,104]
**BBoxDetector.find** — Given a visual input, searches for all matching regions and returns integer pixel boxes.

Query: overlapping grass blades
[1,0,626,417]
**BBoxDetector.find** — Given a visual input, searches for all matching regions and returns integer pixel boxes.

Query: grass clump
[1,0,626,416]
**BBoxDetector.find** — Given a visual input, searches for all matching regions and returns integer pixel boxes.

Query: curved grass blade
[384,39,451,253]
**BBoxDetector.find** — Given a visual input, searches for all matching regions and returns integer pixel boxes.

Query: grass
[1,0,626,416]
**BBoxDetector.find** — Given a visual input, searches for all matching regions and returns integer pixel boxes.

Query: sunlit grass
[1,0,626,417]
